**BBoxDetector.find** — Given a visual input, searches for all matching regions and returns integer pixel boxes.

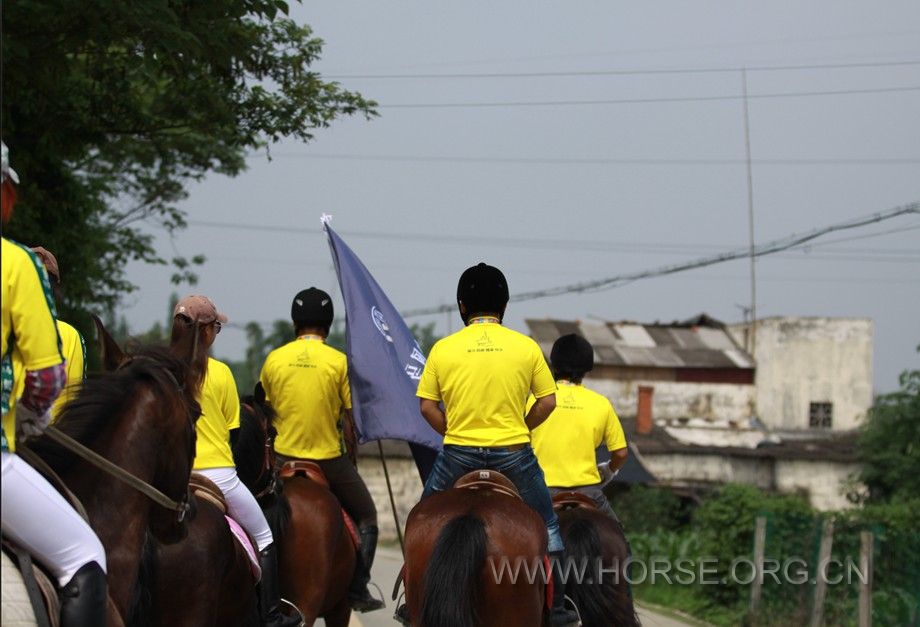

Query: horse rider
[170,295,300,627]
[1,141,109,627]
[531,333,628,521]
[411,262,581,627]
[24,246,86,420]
[258,287,385,613]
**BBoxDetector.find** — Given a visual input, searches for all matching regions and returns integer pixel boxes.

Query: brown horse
[555,496,639,627]
[402,473,549,627]
[25,319,203,625]
[236,392,354,627]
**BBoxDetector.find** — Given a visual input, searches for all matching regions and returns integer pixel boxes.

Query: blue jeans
[422,444,564,553]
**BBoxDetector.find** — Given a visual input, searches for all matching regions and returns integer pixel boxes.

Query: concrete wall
[730,317,873,431]
[640,451,860,511]
[357,457,422,543]
[584,378,755,423]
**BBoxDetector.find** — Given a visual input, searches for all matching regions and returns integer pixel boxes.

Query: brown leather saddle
[551,491,599,512]
[454,469,521,500]
[189,473,228,514]
[277,460,361,550]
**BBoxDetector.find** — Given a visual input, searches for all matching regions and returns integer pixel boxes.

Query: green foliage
[2,0,376,321]
[628,484,920,626]
[857,354,920,503]
[610,484,687,534]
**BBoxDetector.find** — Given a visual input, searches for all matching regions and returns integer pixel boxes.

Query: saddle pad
[1,549,38,627]
[225,517,261,582]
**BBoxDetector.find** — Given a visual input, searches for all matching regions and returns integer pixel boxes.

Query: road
[315,546,698,627]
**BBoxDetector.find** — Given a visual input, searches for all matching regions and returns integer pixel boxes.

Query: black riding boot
[548,550,581,627]
[59,561,107,627]
[258,545,302,627]
[348,525,385,612]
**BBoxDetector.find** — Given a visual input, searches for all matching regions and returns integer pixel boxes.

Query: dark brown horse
[555,497,639,627]
[402,474,549,627]
[25,319,203,625]
[236,392,354,627]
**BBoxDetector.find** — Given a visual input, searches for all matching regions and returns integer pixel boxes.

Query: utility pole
[741,67,757,356]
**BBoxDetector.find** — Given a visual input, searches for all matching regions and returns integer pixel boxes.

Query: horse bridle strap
[41,425,191,521]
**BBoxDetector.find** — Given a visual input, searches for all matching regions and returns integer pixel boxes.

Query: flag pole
[377,440,405,555]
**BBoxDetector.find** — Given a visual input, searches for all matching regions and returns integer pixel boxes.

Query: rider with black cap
[259,287,384,613]
[531,333,628,520]
[412,263,581,627]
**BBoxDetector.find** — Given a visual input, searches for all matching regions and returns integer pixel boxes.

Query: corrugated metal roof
[525,314,754,370]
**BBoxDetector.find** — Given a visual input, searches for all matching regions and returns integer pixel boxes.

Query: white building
[728,316,874,432]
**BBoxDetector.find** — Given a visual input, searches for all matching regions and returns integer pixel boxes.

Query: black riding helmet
[550,333,595,380]
[291,287,334,328]
[456,263,509,324]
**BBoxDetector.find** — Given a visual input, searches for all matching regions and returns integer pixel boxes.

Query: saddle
[187,474,261,581]
[277,460,361,551]
[454,469,521,500]
[551,491,599,512]
[1,539,60,627]
[189,473,227,514]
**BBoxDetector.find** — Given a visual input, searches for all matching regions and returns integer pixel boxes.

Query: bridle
[40,355,197,524]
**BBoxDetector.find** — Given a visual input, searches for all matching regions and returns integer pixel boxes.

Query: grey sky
[124,0,920,392]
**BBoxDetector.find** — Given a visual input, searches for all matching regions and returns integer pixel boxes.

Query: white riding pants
[1,451,107,586]
[197,467,274,552]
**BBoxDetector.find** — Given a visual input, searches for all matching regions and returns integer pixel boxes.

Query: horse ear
[92,314,126,371]
[254,381,266,405]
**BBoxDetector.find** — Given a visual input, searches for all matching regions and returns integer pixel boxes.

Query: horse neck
[66,385,176,614]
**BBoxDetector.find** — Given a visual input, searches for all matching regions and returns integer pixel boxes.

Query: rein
[41,425,191,522]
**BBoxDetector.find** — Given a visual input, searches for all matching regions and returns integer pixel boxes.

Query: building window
[809,402,833,429]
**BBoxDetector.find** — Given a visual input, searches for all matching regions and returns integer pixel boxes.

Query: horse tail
[564,513,639,627]
[419,513,487,627]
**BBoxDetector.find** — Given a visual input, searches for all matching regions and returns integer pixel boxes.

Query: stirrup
[551,594,582,627]
[393,592,410,626]
[350,581,385,612]
[278,598,305,626]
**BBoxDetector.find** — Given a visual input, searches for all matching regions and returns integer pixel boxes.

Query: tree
[2,0,376,325]
[857,347,920,503]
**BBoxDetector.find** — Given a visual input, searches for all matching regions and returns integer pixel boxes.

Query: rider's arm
[524,393,555,431]
[608,447,628,473]
[419,399,447,436]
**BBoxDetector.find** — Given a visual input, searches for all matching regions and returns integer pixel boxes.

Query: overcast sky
[124,0,920,392]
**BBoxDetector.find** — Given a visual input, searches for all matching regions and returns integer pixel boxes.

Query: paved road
[316,546,697,627]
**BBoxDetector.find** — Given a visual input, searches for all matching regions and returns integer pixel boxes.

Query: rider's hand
[16,403,52,438]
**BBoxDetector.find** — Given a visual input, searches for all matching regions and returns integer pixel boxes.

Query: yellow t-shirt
[260,336,352,460]
[531,382,627,487]
[52,321,86,420]
[193,357,241,470]
[416,322,556,447]
[7,320,85,450]
[1,238,63,451]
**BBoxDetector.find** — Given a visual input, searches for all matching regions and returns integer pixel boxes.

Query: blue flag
[324,221,441,480]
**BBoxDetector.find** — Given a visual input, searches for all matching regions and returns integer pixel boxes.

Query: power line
[326,59,920,80]
[186,220,920,256]
[400,201,920,316]
[378,85,920,109]
[269,152,920,166]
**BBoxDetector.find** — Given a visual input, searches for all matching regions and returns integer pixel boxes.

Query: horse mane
[420,513,486,627]
[563,510,641,627]
[236,395,291,539]
[28,345,194,475]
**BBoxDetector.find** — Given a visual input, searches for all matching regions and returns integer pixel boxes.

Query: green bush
[609,484,687,534]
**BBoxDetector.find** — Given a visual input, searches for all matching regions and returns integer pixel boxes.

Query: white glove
[16,404,52,438]
[597,462,615,486]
